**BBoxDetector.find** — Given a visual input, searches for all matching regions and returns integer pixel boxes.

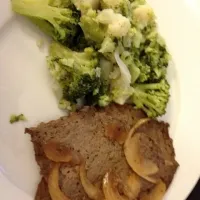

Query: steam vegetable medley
[12,0,171,117]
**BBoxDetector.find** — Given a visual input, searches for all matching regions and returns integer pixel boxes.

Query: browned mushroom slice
[43,140,81,165]
[103,172,128,200]
[80,162,104,200]
[48,163,71,200]
[124,132,158,183]
[140,180,166,200]
[123,173,141,199]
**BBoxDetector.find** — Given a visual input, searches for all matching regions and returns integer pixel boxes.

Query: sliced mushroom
[79,162,104,200]
[123,173,141,199]
[48,163,71,200]
[103,172,128,200]
[124,132,158,183]
[43,141,81,165]
[140,180,166,200]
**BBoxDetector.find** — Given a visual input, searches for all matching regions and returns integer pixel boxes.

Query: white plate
[0,0,200,199]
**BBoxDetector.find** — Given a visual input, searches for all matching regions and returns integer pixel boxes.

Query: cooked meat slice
[27,104,145,199]
[25,104,178,200]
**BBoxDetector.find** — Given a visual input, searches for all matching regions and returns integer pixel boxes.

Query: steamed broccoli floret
[58,98,72,110]
[134,59,151,83]
[12,0,80,44]
[12,0,171,118]
[98,95,111,106]
[122,24,169,84]
[47,42,101,102]
[131,0,146,9]
[139,29,170,81]
[142,31,169,66]
[10,114,27,124]
[85,58,112,107]
[100,0,123,10]
[96,63,113,107]
[63,74,100,101]
[85,81,111,107]
[99,37,116,54]
[121,50,150,83]
[95,63,112,107]
[132,79,170,117]
[80,9,106,43]
[99,37,116,61]
[150,66,167,81]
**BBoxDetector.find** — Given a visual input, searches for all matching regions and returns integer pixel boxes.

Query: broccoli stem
[30,17,55,39]
[134,79,169,91]
[129,65,140,84]
[12,0,73,23]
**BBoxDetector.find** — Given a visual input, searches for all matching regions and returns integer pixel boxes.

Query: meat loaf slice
[26,104,146,200]
[25,104,178,200]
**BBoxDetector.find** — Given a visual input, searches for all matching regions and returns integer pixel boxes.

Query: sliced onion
[114,50,131,84]
[123,173,141,199]
[103,172,128,200]
[124,132,158,183]
[126,118,150,139]
[79,162,104,200]
[48,163,71,200]
[43,141,81,165]
[140,180,166,200]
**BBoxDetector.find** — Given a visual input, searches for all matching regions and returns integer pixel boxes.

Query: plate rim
[0,0,200,200]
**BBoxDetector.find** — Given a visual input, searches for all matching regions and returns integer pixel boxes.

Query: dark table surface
[186,179,199,200]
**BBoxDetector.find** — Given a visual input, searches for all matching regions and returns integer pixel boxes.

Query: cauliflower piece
[97,9,115,24]
[97,9,131,37]
[108,20,130,37]
[133,4,154,29]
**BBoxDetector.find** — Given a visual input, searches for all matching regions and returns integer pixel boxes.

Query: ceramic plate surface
[0,0,200,199]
